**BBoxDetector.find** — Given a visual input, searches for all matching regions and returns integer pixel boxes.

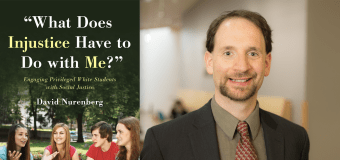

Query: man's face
[91,129,108,148]
[205,18,271,101]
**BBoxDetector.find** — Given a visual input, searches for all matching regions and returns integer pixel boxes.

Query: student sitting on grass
[115,117,141,160]
[42,123,79,160]
[86,121,119,160]
[0,123,33,160]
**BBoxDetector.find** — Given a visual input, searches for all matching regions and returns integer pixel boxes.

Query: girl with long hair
[115,117,141,160]
[0,123,33,160]
[42,123,79,160]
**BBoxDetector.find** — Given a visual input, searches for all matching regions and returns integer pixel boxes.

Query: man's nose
[234,54,250,72]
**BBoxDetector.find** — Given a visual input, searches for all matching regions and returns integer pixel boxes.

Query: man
[86,121,119,160]
[141,10,309,160]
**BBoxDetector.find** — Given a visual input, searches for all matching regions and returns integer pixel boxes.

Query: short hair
[206,10,273,54]
[91,121,112,142]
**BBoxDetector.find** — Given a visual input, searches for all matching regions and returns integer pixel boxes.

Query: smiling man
[86,121,119,160]
[141,10,310,160]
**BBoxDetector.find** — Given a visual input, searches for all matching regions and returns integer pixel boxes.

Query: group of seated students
[0,116,141,160]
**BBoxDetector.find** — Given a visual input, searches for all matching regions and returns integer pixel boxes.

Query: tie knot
[237,121,249,136]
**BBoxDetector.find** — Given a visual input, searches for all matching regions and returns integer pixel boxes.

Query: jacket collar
[189,100,220,160]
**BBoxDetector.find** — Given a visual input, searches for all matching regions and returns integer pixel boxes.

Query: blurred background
[140,0,340,159]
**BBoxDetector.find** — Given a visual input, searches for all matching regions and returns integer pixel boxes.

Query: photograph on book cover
[0,1,140,159]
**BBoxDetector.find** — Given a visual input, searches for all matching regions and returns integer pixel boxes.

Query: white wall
[180,0,307,124]
[140,27,180,113]
[140,27,181,136]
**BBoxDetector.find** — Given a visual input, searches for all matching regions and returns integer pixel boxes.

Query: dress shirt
[211,96,267,160]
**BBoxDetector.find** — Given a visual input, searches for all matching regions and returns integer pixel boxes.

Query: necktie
[235,121,258,160]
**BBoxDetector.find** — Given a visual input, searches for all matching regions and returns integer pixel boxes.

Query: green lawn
[0,140,93,159]
[30,140,93,154]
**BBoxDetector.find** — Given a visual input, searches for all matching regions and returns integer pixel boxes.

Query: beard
[219,71,258,101]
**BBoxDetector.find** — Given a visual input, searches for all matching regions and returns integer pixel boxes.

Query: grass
[0,139,93,155]
[30,139,93,155]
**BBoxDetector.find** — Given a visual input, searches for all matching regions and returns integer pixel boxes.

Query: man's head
[206,10,272,54]
[205,10,272,101]
[91,121,112,147]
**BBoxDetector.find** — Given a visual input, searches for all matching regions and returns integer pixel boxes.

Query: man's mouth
[229,78,252,82]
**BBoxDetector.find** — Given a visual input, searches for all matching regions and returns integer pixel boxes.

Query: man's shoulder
[146,102,213,143]
[88,143,98,151]
[260,109,308,136]
[260,108,310,158]
[142,102,213,159]
[86,143,100,159]
[151,103,209,133]
[109,142,119,152]
[110,141,118,146]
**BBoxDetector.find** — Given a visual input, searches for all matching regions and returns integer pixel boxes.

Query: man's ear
[204,51,213,75]
[264,52,272,76]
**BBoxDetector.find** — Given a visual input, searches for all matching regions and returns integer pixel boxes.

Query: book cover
[0,1,140,141]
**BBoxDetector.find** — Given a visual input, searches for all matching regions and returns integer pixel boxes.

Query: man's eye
[224,51,232,56]
[249,52,258,56]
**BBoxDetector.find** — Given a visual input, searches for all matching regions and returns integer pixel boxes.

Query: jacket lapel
[189,101,220,160]
[260,108,284,160]
[187,102,285,160]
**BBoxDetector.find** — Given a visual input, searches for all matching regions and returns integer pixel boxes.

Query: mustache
[227,71,257,79]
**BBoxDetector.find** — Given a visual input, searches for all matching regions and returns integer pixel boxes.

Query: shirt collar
[211,96,261,140]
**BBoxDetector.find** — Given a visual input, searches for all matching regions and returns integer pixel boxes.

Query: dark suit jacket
[141,100,310,160]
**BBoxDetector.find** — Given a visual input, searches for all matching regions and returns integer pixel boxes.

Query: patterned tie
[235,121,258,160]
